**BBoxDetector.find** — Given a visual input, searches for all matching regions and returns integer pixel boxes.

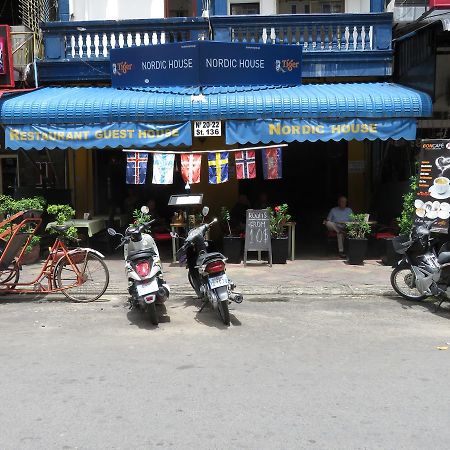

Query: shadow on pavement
[184,297,242,328]
[126,303,171,330]
[386,294,450,319]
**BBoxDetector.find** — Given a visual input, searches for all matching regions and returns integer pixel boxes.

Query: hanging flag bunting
[152,153,175,184]
[235,150,256,180]
[262,147,282,180]
[126,151,148,185]
[181,153,202,184]
[208,152,229,184]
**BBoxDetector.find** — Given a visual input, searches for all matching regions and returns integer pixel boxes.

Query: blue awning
[0,82,432,125]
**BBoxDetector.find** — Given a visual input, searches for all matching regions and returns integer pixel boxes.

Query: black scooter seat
[196,252,225,266]
[128,250,155,261]
[438,251,450,265]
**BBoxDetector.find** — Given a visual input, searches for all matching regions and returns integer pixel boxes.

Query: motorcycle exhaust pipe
[229,293,243,304]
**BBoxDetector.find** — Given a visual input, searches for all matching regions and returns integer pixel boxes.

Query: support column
[347,141,366,213]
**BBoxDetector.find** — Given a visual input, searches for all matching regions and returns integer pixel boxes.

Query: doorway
[0,155,18,196]
[165,0,196,17]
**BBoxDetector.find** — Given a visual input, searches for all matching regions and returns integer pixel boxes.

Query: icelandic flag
[208,152,229,184]
[152,153,175,184]
[181,153,202,184]
[126,152,148,185]
[262,147,283,180]
[235,150,256,179]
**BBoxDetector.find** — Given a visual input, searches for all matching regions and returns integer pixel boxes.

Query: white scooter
[108,206,169,325]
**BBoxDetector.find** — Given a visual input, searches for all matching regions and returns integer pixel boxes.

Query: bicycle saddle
[48,224,69,233]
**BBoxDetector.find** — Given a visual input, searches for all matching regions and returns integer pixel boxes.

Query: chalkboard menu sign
[244,209,272,265]
[416,139,450,233]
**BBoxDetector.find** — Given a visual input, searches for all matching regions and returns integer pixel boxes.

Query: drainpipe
[58,0,70,21]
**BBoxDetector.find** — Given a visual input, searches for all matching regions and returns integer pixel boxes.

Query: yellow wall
[68,149,94,218]
[190,135,240,217]
[347,141,366,213]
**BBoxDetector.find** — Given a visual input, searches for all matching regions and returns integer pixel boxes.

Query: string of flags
[125,147,283,185]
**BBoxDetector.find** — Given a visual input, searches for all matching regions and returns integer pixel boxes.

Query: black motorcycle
[175,211,243,326]
[391,219,450,308]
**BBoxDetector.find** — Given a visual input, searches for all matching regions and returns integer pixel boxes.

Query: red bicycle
[0,210,109,302]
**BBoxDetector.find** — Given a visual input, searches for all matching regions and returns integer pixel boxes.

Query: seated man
[324,196,353,258]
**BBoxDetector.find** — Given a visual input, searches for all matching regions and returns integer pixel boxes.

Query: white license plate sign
[136,281,158,297]
[193,121,221,137]
[209,274,228,289]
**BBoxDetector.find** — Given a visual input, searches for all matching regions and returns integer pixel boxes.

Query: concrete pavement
[0,292,449,449]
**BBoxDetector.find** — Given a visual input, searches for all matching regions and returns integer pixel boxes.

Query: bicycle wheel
[0,262,20,288]
[55,252,109,302]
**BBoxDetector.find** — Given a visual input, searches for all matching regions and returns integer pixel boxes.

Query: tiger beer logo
[112,61,133,76]
[275,59,300,73]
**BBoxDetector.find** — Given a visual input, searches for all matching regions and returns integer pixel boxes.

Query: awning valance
[226,118,417,144]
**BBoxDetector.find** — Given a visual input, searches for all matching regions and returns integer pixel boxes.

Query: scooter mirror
[107,228,116,236]
[141,205,150,214]
[202,206,210,216]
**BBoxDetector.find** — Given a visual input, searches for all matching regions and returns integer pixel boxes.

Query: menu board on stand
[416,139,450,233]
[244,209,272,266]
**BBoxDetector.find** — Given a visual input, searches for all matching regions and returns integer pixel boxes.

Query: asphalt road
[0,292,450,450]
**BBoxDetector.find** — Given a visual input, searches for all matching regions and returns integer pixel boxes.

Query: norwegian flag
[262,147,283,180]
[235,150,256,180]
[126,152,148,185]
[181,153,201,184]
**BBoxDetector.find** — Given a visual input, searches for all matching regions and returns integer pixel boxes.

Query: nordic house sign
[110,41,302,88]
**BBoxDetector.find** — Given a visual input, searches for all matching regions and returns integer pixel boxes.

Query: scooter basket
[392,235,412,254]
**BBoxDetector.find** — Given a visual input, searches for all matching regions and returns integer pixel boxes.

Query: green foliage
[0,195,46,215]
[269,204,291,238]
[132,208,152,226]
[397,175,418,235]
[47,204,78,241]
[346,213,372,239]
[220,206,232,236]
[25,235,41,254]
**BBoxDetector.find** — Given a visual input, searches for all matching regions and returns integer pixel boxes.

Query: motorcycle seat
[196,252,225,266]
[438,251,450,265]
[128,250,155,261]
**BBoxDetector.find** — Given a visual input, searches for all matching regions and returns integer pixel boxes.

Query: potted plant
[0,195,46,264]
[221,206,242,263]
[346,213,372,265]
[269,204,291,264]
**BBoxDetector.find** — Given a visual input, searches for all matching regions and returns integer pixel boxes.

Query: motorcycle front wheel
[217,299,230,326]
[145,302,158,325]
[188,271,201,298]
[390,267,428,301]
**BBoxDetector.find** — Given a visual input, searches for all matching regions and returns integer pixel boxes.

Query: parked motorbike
[175,207,243,326]
[108,206,169,325]
[391,218,450,309]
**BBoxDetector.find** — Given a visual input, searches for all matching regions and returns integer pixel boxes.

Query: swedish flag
[208,152,229,184]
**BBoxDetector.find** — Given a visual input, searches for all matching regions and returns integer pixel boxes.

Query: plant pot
[223,236,242,263]
[382,238,401,267]
[347,238,368,265]
[271,236,289,264]
[22,244,40,265]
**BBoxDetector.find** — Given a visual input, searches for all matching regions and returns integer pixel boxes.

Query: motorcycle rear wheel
[391,267,428,301]
[145,302,158,325]
[217,299,230,326]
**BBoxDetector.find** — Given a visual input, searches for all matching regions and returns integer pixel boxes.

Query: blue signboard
[226,118,417,144]
[5,122,192,150]
[110,41,302,87]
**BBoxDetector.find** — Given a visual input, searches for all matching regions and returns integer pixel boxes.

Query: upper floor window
[166,0,196,17]
[277,0,344,13]
[230,2,261,15]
